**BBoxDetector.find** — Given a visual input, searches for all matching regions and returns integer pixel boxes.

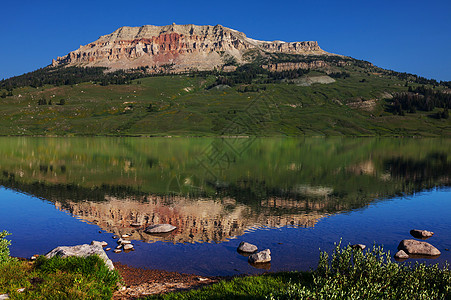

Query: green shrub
[268,240,451,299]
[0,230,13,264]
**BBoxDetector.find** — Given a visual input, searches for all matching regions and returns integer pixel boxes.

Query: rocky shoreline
[15,226,444,299]
[112,262,220,299]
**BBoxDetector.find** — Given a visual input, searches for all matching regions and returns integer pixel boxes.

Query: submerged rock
[398,239,441,256]
[248,249,271,264]
[45,244,114,270]
[410,229,434,239]
[237,241,258,253]
[394,250,409,259]
[144,224,177,234]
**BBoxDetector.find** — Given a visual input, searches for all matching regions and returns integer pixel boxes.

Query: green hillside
[0,58,450,136]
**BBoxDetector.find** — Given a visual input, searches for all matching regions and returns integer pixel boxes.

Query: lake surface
[0,137,450,276]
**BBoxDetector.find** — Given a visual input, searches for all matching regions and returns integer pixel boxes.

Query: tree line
[0,66,149,90]
[389,86,450,118]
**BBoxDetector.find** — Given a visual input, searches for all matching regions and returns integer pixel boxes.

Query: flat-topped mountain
[52,24,331,72]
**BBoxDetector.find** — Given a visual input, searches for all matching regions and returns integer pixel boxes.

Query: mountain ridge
[52,24,332,73]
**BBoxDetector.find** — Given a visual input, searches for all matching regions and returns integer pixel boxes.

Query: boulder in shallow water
[248,249,271,263]
[410,229,434,239]
[398,239,441,256]
[144,224,177,234]
[237,241,258,253]
[45,244,114,270]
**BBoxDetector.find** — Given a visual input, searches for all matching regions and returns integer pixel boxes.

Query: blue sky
[1,0,450,81]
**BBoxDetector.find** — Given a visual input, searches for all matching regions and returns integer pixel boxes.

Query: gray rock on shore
[144,224,177,234]
[237,241,258,253]
[91,240,108,247]
[398,239,441,256]
[45,243,114,270]
[410,229,434,239]
[248,249,271,263]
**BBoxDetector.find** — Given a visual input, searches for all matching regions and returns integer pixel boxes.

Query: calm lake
[0,137,450,276]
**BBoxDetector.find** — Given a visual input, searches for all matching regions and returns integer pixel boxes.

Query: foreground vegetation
[151,242,451,300]
[2,229,450,299]
[0,231,121,299]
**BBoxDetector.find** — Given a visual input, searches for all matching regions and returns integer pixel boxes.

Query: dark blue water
[1,186,449,276]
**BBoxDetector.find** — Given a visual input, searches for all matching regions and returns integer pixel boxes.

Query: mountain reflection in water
[0,137,449,252]
[54,195,324,244]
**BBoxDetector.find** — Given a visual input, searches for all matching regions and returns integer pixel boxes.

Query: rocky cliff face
[52,24,331,73]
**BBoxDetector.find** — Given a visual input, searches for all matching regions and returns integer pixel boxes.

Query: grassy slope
[0,66,449,137]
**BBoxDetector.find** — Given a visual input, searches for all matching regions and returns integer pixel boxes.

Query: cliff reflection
[54,195,325,244]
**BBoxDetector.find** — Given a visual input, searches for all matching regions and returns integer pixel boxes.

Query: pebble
[117,238,131,245]
[122,234,130,238]
[116,245,123,250]
[105,248,111,251]
[113,249,122,253]
[197,277,208,282]
[112,235,118,239]
[124,244,134,251]
[351,244,366,250]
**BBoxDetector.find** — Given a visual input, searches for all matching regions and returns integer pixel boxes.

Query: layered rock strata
[52,24,331,72]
